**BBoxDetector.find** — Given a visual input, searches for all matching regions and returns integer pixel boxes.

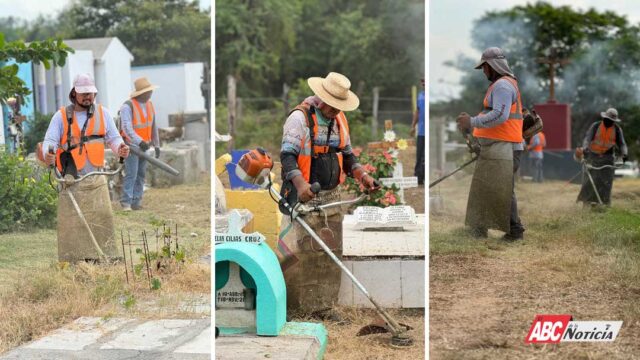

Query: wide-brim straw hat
[130,77,159,98]
[601,107,621,122]
[307,72,359,111]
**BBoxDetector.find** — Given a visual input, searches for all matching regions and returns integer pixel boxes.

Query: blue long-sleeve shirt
[42,105,124,174]
[119,101,159,147]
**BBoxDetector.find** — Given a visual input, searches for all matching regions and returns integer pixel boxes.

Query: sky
[430,0,640,102]
[0,0,211,21]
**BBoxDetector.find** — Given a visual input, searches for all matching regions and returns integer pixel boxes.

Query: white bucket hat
[130,77,159,98]
[601,108,621,122]
[307,72,360,111]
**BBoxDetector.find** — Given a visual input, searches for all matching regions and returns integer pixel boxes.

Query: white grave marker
[353,206,417,229]
[214,209,265,245]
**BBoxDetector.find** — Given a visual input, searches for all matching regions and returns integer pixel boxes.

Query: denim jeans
[121,153,147,206]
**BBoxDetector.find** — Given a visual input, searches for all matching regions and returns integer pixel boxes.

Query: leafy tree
[66,0,210,66]
[0,34,73,102]
[435,2,640,155]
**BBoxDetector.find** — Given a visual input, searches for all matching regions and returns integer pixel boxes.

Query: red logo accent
[525,315,573,344]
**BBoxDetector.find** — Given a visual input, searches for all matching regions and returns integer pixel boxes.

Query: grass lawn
[430,174,640,359]
[0,178,211,354]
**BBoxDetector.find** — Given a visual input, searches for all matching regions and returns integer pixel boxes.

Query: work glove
[138,141,150,152]
[155,147,161,159]
[291,175,315,203]
[456,112,471,132]
[575,147,584,161]
[118,143,130,158]
[45,151,56,166]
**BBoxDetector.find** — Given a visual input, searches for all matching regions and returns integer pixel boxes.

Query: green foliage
[0,152,57,233]
[65,0,210,66]
[122,292,136,310]
[23,112,54,156]
[151,278,161,290]
[91,274,125,305]
[437,2,640,157]
[342,149,401,207]
[216,0,424,99]
[0,34,73,102]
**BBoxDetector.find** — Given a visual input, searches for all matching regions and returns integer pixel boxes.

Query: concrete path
[0,317,210,360]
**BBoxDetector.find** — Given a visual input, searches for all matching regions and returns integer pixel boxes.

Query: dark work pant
[511,150,525,235]
[415,135,425,184]
[533,158,544,183]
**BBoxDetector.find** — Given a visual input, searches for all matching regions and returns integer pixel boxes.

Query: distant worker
[410,77,426,185]
[576,108,628,206]
[527,131,546,183]
[456,47,525,241]
[119,77,161,211]
[278,72,380,315]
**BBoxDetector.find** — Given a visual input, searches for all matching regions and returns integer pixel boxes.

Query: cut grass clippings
[430,177,640,359]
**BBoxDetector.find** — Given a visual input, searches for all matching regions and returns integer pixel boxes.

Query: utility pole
[227,75,236,153]
[537,55,570,103]
[372,87,379,138]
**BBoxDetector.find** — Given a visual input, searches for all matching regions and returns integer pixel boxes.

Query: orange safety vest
[589,122,616,154]
[473,76,523,142]
[291,103,349,184]
[125,99,155,142]
[529,132,546,153]
[56,105,106,172]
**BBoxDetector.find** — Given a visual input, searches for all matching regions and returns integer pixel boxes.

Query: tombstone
[147,141,200,187]
[215,211,328,358]
[339,205,425,308]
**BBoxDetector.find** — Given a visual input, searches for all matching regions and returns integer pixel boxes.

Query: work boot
[132,204,144,211]
[121,204,132,212]
[502,232,524,242]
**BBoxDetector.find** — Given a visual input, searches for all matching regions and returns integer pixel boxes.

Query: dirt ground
[429,174,640,359]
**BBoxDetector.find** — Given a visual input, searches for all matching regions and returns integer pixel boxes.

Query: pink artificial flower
[363,164,377,173]
[388,194,397,205]
[383,151,393,164]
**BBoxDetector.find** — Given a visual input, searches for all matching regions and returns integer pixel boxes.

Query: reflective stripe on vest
[589,123,616,154]
[130,99,154,142]
[530,132,546,153]
[57,105,106,172]
[473,77,524,142]
[292,104,349,184]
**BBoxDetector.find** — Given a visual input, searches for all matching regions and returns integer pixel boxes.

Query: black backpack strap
[307,106,316,157]
[78,104,94,155]
[65,104,74,151]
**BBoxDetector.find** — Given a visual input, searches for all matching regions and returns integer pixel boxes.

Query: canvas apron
[577,154,615,205]
[57,175,118,262]
[277,187,345,314]
[465,140,513,233]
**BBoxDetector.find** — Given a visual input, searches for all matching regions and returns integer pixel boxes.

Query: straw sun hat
[307,72,360,111]
[130,77,159,98]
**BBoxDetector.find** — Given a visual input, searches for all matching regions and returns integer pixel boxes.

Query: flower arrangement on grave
[343,147,401,207]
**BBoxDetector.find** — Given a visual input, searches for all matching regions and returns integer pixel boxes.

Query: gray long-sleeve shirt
[42,105,124,174]
[119,100,160,147]
[582,121,628,157]
[471,77,523,150]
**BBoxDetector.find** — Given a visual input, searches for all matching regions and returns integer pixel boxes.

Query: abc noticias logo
[525,315,623,344]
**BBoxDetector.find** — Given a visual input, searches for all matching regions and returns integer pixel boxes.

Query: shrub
[342,149,401,207]
[23,112,54,156]
[0,152,57,232]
